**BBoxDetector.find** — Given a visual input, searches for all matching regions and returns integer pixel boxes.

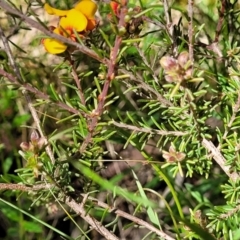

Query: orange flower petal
[86,18,97,31]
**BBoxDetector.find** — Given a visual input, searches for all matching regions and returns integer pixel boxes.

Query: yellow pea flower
[75,0,98,31]
[59,9,88,32]
[74,0,98,19]
[42,28,67,54]
[44,0,97,31]
[44,3,69,16]
[42,0,98,54]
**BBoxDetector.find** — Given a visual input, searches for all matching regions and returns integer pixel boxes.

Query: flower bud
[128,7,134,13]
[160,56,177,71]
[36,137,46,151]
[20,142,30,151]
[30,130,40,142]
[178,51,189,67]
[124,15,131,23]
[118,26,127,36]
[162,146,186,163]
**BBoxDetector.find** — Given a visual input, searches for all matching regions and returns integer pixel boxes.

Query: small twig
[219,204,240,220]
[135,44,159,84]
[0,29,21,82]
[81,194,175,240]
[206,42,223,58]
[7,24,22,39]
[163,0,173,36]
[6,0,31,39]
[0,0,107,64]
[142,16,166,29]
[70,61,86,106]
[0,183,55,191]
[0,68,82,115]
[188,0,194,63]
[202,138,239,182]
[119,68,173,107]
[111,120,188,136]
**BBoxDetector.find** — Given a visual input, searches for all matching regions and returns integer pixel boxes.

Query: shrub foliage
[0,0,240,239]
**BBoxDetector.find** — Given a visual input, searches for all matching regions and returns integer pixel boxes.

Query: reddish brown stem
[79,3,127,154]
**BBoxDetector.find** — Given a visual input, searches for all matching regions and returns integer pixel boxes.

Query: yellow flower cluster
[42,0,97,54]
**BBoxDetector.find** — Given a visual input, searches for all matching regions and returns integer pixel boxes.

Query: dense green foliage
[1,0,240,239]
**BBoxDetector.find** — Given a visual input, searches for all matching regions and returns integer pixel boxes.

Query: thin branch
[135,44,159,84]
[0,182,173,240]
[219,204,240,220]
[0,183,119,240]
[0,0,107,64]
[202,138,239,182]
[0,183,54,191]
[142,16,166,29]
[6,0,31,39]
[71,62,86,106]
[119,68,173,107]
[188,0,194,63]
[0,25,56,164]
[0,68,82,115]
[111,120,188,136]
[65,197,119,240]
[163,0,173,36]
[0,30,21,82]
[81,194,175,240]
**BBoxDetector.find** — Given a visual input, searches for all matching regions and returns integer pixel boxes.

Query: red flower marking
[110,1,119,15]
